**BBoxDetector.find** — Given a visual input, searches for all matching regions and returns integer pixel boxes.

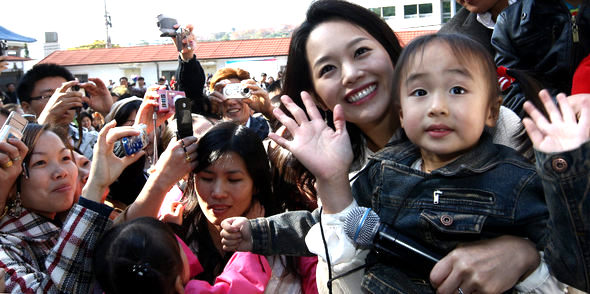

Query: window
[442,0,463,23]
[370,6,395,19]
[419,3,433,17]
[404,5,418,18]
[404,3,434,19]
[383,6,395,17]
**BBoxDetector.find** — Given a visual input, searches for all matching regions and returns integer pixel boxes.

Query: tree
[69,40,119,50]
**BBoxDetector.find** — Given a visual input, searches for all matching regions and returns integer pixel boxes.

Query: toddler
[93,217,271,294]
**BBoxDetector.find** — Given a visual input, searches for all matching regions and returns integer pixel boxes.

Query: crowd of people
[0,0,589,293]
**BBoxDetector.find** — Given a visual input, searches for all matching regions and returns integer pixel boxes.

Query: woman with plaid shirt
[0,122,143,293]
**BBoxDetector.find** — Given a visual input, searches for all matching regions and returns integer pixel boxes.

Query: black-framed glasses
[28,95,52,101]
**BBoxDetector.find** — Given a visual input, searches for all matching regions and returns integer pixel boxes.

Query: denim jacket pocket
[420,210,488,252]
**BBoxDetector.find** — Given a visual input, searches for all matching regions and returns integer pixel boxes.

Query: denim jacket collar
[373,131,503,177]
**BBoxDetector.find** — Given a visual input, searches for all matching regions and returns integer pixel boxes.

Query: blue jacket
[352,134,548,292]
[249,134,590,292]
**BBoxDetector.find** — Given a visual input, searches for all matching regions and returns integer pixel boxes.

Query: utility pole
[104,0,112,48]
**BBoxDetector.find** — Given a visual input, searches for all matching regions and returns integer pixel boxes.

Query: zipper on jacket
[572,14,580,43]
[433,190,442,204]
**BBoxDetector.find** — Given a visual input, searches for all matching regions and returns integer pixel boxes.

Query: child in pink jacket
[93,217,271,294]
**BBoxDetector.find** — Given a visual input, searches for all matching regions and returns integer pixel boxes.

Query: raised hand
[0,138,28,208]
[523,89,590,153]
[269,92,353,213]
[37,81,84,125]
[172,24,196,62]
[125,136,198,220]
[81,78,113,115]
[133,93,174,135]
[242,79,274,119]
[269,92,352,182]
[220,216,253,252]
[82,121,145,203]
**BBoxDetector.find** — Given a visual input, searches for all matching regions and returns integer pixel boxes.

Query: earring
[8,192,23,218]
[22,162,29,179]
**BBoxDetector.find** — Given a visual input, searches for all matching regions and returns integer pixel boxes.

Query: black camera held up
[156,14,190,52]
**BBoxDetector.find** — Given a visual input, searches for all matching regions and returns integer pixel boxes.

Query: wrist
[519,246,541,281]
[82,181,109,203]
[316,174,353,214]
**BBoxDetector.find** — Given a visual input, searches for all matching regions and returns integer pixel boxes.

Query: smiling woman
[0,123,114,293]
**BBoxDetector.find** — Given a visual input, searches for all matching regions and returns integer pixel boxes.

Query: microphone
[344,206,442,271]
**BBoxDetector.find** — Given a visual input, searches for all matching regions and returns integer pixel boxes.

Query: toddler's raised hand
[220,217,253,252]
[523,89,590,153]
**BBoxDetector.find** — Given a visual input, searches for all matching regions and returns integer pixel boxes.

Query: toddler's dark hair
[93,217,183,294]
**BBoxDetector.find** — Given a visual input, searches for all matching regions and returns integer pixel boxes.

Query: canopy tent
[0,26,36,42]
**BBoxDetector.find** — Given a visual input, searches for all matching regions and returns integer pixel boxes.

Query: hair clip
[131,262,150,277]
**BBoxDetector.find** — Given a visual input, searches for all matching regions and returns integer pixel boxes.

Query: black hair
[392,33,500,107]
[113,99,142,127]
[0,107,10,118]
[183,122,277,216]
[16,63,74,103]
[119,77,128,82]
[93,217,182,294]
[267,80,282,94]
[281,0,402,166]
[78,111,92,122]
[137,76,144,81]
[178,122,280,284]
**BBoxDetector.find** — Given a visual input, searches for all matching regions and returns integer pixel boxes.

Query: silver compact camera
[223,83,252,99]
[156,14,189,52]
[0,111,28,143]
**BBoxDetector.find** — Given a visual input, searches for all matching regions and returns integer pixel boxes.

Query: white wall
[351,0,443,31]
[66,61,178,86]
[64,56,288,87]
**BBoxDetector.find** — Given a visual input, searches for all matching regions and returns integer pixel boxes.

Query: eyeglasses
[29,88,57,101]
[28,95,52,101]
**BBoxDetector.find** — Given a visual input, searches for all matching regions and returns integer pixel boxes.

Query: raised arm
[523,90,590,291]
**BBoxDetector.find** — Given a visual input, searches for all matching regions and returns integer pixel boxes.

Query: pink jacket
[177,237,271,293]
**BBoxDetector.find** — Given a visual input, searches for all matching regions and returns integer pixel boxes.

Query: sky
[5,0,315,61]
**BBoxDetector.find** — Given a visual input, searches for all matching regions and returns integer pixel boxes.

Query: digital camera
[223,83,252,99]
[156,14,189,52]
[0,111,28,143]
[156,89,187,113]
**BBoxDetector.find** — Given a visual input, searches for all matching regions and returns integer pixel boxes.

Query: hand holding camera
[37,81,85,125]
[239,79,274,119]
[157,14,195,59]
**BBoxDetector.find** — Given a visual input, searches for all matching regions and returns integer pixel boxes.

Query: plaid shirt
[0,199,112,293]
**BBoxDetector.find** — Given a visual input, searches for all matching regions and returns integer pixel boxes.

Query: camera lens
[242,88,250,94]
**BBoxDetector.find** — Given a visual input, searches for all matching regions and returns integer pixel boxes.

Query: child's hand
[159,201,184,225]
[523,89,590,153]
[269,92,352,182]
[220,217,253,252]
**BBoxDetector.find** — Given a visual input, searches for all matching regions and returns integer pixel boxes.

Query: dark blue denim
[351,134,550,292]
[249,134,590,292]
[535,140,590,291]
